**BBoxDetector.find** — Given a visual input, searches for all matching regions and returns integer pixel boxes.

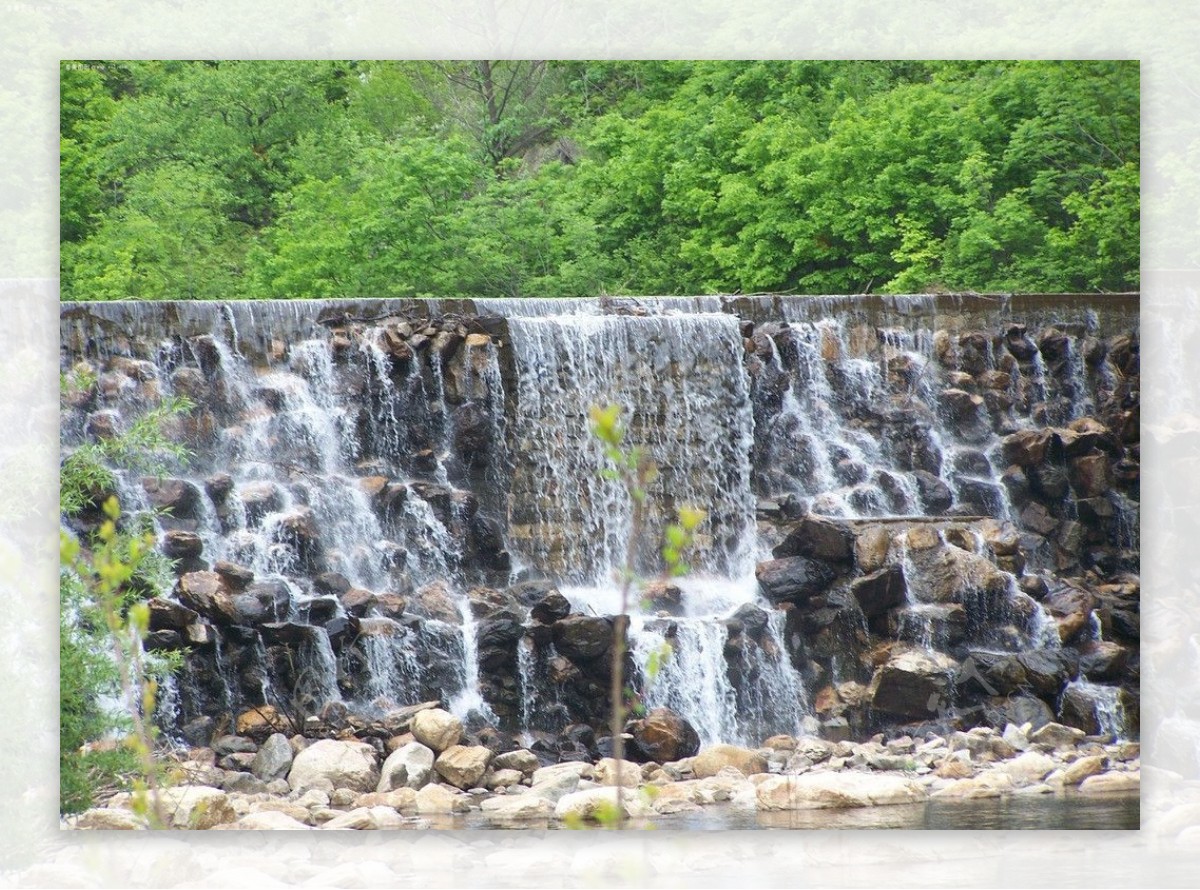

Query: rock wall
[59,294,1139,758]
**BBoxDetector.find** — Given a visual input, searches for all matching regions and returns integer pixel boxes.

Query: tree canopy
[60,60,1139,300]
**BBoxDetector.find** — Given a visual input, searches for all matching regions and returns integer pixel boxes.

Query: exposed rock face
[869,649,959,719]
[755,556,837,604]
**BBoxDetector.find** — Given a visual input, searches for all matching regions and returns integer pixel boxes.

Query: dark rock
[552,616,612,661]
[640,581,683,615]
[530,591,571,624]
[244,580,291,620]
[477,617,524,649]
[238,481,284,523]
[1002,430,1056,468]
[213,561,254,590]
[869,649,959,720]
[180,716,216,748]
[772,515,854,563]
[259,622,312,645]
[314,572,353,597]
[755,556,838,604]
[1079,641,1130,682]
[176,571,238,624]
[627,707,701,762]
[204,473,234,503]
[509,580,561,607]
[213,734,257,757]
[912,470,953,514]
[161,530,203,560]
[142,477,203,525]
[148,596,199,631]
[145,630,183,651]
[851,565,906,618]
[730,602,769,636]
[340,588,378,617]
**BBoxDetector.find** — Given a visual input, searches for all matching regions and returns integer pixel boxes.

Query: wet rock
[176,571,238,624]
[627,708,701,762]
[730,602,770,636]
[755,556,838,604]
[854,525,893,572]
[1079,641,1130,682]
[641,581,684,615]
[410,581,461,624]
[147,596,199,631]
[912,470,954,514]
[530,591,571,624]
[213,561,254,591]
[869,648,958,719]
[773,516,854,563]
[141,477,203,525]
[851,565,906,619]
[314,572,352,596]
[162,530,204,560]
[238,481,284,523]
[906,544,1009,610]
[552,615,613,660]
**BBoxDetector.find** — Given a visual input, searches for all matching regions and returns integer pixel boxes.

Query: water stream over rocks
[61,294,1139,760]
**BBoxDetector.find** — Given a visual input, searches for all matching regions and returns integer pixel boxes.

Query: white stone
[755,772,927,810]
[287,739,379,793]
[159,786,237,829]
[996,751,1056,787]
[480,795,553,821]
[553,786,652,821]
[233,811,312,830]
[410,708,464,753]
[1079,771,1140,794]
[930,772,1015,799]
[377,742,435,792]
[416,782,471,814]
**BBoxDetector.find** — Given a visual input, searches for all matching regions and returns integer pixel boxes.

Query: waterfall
[60,295,1139,748]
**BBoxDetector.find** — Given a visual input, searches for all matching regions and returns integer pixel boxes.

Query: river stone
[627,707,701,762]
[233,811,312,830]
[930,772,1016,799]
[159,786,237,829]
[75,808,147,830]
[492,749,539,775]
[592,757,642,788]
[755,556,837,604]
[481,795,552,822]
[353,788,419,812]
[287,739,379,793]
[378,741,435,791]
[1028,722,1086,749]
[756,773,926,810]
[553,786,652,821]
[416,782,471,814]
[996,751,1056,786]
[434,745,493,790]
[1079,771,1139,794]
[1060,754,1107,786]
[690,744,768,779]
[410,708,463,753]
[869,649,959,719]
[250,733,294,782]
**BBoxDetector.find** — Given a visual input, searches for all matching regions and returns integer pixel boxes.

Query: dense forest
[60,60,1139,300]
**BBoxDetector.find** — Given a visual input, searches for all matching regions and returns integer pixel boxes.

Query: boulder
[161,530,203,560]
[755,556,837,604]
[773,516,854,563]
[551,615,612,660]
[1079,772,1139,794]
[434,745,493,790]
[1028,722,1086,749]
[175,571,238,624]
[287,739,379,793]
[415,782,471,814]
[906,544,1009,608]
[159,786,236,829]
[627,707,701,763]
[690,744,768,779]
[141,477,203,523]
[756,773,926,810]
[854,525,893,573]
[377,741,435,791]
[531,761,592,787]
[530,591,571,624]
[250,733,294,782]
[913,471,954,515]
[232,812,312,830]
[851,565,906,618]
[869,649,959,719]
[147,597,199,631]
[75,808,147,830]
[1060,754,1107,786]
[996,751,1056,786]
[353,788,418,811]
[410,708,464,753]
[481,795,553,822]
[492,749,539,775]
[930,772,1016,799]
[553,786,651,821]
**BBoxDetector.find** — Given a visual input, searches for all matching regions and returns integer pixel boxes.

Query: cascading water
[59,295,1139,747]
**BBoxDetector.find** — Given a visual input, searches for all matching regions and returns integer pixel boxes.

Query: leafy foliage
[61,60,1138,300]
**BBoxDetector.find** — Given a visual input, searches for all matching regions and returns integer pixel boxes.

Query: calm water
[440,791,1139,831]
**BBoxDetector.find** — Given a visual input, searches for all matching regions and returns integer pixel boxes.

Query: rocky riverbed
[65,705,1139,830]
